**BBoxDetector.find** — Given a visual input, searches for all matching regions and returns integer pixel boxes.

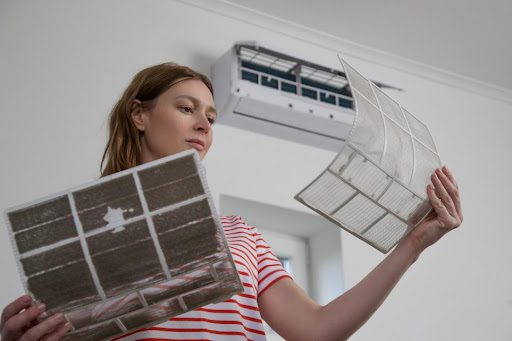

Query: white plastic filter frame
[295,56,441,253]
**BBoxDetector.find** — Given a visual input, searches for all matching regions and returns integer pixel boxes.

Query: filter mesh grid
[296,57,441,253]
[5,150,242,341]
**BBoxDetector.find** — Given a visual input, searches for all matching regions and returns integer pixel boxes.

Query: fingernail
[65,322,73,331]
[37,303,46,312]
[53,313,64,322]
[442,165,448,171]
[22,295,32,303]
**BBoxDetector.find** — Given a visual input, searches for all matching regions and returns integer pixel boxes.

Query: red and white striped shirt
[116,216,292,340]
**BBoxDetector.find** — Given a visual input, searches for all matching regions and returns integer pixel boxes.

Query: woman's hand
[1,295,70,341]
[406,166,463,253]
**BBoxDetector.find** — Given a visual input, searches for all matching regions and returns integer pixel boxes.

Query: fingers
[431,170,457,217]
[427,166,463,230]
[20,313,67,341]
[436,166,463,221]
[440,166,463,220]
[427,183,452,227]
[441,165,459,189]
[40,320,71,341]
[2,299,45,340]
[1,295,32,326]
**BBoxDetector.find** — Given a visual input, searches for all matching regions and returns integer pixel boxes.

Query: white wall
[309,228,344,305]
[1,1,511,340]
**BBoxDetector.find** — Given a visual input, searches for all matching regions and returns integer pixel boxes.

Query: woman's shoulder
[219,215,257,232]
[220,214,248,225]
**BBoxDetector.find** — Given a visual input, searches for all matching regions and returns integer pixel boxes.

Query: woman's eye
[208,117,216,125]
[179,106,193,113]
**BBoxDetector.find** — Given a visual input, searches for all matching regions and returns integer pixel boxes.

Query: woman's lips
[187,140,205,151]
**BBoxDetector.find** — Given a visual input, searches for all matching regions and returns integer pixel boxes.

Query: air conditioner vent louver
[238,45,354,110]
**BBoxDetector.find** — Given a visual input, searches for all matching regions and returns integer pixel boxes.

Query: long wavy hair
[100,63,214,176]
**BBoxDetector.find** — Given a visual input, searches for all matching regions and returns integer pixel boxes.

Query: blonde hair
[100,63,214,176]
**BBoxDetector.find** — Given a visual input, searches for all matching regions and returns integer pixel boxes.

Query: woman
[0,63,463,341]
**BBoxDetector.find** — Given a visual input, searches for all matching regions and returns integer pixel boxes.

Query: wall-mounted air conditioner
[211,42,400,151]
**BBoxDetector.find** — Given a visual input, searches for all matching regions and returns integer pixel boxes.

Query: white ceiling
[230,0,512,91]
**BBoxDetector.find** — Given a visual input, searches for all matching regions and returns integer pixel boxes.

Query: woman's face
[132,78,217,162]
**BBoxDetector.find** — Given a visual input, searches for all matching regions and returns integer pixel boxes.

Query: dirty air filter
[295,57,441,253]
[4,149,242,341]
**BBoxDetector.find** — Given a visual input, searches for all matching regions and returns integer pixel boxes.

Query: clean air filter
[5,149,242,341]
[296,57,441,253]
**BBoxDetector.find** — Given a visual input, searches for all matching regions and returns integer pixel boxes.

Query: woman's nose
[194,112,211,133]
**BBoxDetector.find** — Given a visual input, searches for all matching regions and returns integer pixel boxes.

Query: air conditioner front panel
[234,96,351,139]
[220,98,346,151]
[223,96,349,151]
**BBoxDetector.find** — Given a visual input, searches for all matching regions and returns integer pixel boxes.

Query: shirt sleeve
[253,228,293,296]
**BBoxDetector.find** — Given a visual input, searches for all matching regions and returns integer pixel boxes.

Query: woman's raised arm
[258,166,463,340]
